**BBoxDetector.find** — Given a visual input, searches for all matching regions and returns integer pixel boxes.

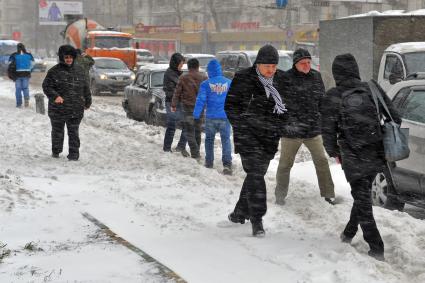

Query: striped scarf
[255,67,286,114]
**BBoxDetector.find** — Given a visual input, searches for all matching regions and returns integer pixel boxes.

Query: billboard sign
[39,1,83,25]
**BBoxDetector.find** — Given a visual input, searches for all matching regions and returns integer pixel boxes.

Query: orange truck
[63,18,137,70]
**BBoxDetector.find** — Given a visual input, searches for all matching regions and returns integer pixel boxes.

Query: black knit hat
[293,48,312,65]
[58,45,77,63]
[254,45,279,65]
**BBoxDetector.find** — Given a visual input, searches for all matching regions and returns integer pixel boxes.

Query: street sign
[276,0,288,8]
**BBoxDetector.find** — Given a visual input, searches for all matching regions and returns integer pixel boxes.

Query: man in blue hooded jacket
[193,59,233,175]
[9,43,34,108]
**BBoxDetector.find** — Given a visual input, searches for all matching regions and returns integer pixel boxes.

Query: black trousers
[234,152,271,221]
[50,117,82,159]
[344,174,384,253]
[183,111,201,158]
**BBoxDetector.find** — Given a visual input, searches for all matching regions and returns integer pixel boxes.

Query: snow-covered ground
[0,77,424,282]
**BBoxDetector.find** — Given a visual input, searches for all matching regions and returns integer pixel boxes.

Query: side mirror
[389,73,403,85]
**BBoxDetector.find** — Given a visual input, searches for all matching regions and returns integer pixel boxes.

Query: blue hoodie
[193,59,231,119]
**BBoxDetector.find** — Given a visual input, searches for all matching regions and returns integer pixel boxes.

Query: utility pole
[202,0,209,53]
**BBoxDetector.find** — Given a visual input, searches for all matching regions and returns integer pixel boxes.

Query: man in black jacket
[321,53,401,261]
[163,53,188,155]
[225,45,286,237]
[42,45,91,161]
[275,48,335,205]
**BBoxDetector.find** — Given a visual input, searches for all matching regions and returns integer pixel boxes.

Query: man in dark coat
[171,58,207,159]
[321,53,401,261]
[163,53,188,155]
[275,48,335,205]
[225,45,286,237]
[42,45,91,161]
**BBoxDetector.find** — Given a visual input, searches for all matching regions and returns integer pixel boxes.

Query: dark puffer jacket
[225,66,286,160]
[163,53,185,102]
[42,45,91,120]
[281,67,325,138]
[321,53,401,182]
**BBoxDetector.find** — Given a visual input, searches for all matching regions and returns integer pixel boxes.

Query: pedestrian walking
[163,53,188,155]
[75,49,94,80]
[171,58,207,159]
[321,53,401,261]
[225,45,286,237]
[193,59,233,174]
[8,43,34,108]
[275,48,335,205]
[42,45,91,161]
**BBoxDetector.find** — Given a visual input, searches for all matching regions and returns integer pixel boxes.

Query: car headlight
[99,74,108,80]
[43,62,47,65]
[130,73,135,80]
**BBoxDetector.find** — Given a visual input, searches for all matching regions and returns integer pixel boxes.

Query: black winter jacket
[281,67,325,138]
[42,62,91,120]
[163,53,184,102]
[321,54,401,182]
[225,66,286,160]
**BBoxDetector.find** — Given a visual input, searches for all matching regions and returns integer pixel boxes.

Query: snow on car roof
[217,50,259,56]
[93,57,123,61]
[0,40,19,45]
[184,53,216,58]
[385,42,425,53]
[342,9,425,18]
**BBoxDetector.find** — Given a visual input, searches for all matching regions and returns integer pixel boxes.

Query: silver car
[371,78,425,210]
[89,57,135,95]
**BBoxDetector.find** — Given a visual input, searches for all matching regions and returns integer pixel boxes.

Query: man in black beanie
[225,44,286,237]
[275,48,335,205]
[42,45,92,161]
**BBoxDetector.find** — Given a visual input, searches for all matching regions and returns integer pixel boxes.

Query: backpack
[339,85,382,149]
[7,57,17,81]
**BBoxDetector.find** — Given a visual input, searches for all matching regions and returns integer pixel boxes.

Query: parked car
[184,53,216,68]
[135,48,154,68]
[371,77,425,210]
[122,64,206,126]
[32,56,47,72]
[216,50,292,79]
[89,57,135,95]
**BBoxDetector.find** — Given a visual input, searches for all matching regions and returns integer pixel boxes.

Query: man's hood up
[332,53,361,86]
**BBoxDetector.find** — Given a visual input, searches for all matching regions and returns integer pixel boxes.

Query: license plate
[116,77,123,81]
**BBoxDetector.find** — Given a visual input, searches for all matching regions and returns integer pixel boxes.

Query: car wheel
[145,103,159,126]
[371,172,405,211]
[90,80,100,96]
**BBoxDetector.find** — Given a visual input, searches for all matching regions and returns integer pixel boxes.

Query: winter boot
[223,165,233,175]
[24,99,29,108]
[368,250,385,262]
[324,197,336,205]
[205,162,213,169]
[52,153,60,158]
[251,220,265,237]
[340,232,352,244]
[228,212,247,224]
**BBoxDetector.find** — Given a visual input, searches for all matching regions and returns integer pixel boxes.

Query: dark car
[216,50,292,79]
[89,57,135,95]
[122,63,206,126]
[371,79,425,210]
[122,63,170,126]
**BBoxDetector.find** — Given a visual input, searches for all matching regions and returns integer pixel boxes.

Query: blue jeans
[15,77,30,107]
[204,119,232,166]
[163,101,187,151]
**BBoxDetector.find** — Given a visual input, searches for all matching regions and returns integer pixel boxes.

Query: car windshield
[196,57,214,67]
[404,52,425,74]
[151,71,165,88]
[0,44,17,56]
[137,51,153,57]
[94,36,131,49]
[249,54,292,71]
[95,59,127,69]
[278,56,292,71]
